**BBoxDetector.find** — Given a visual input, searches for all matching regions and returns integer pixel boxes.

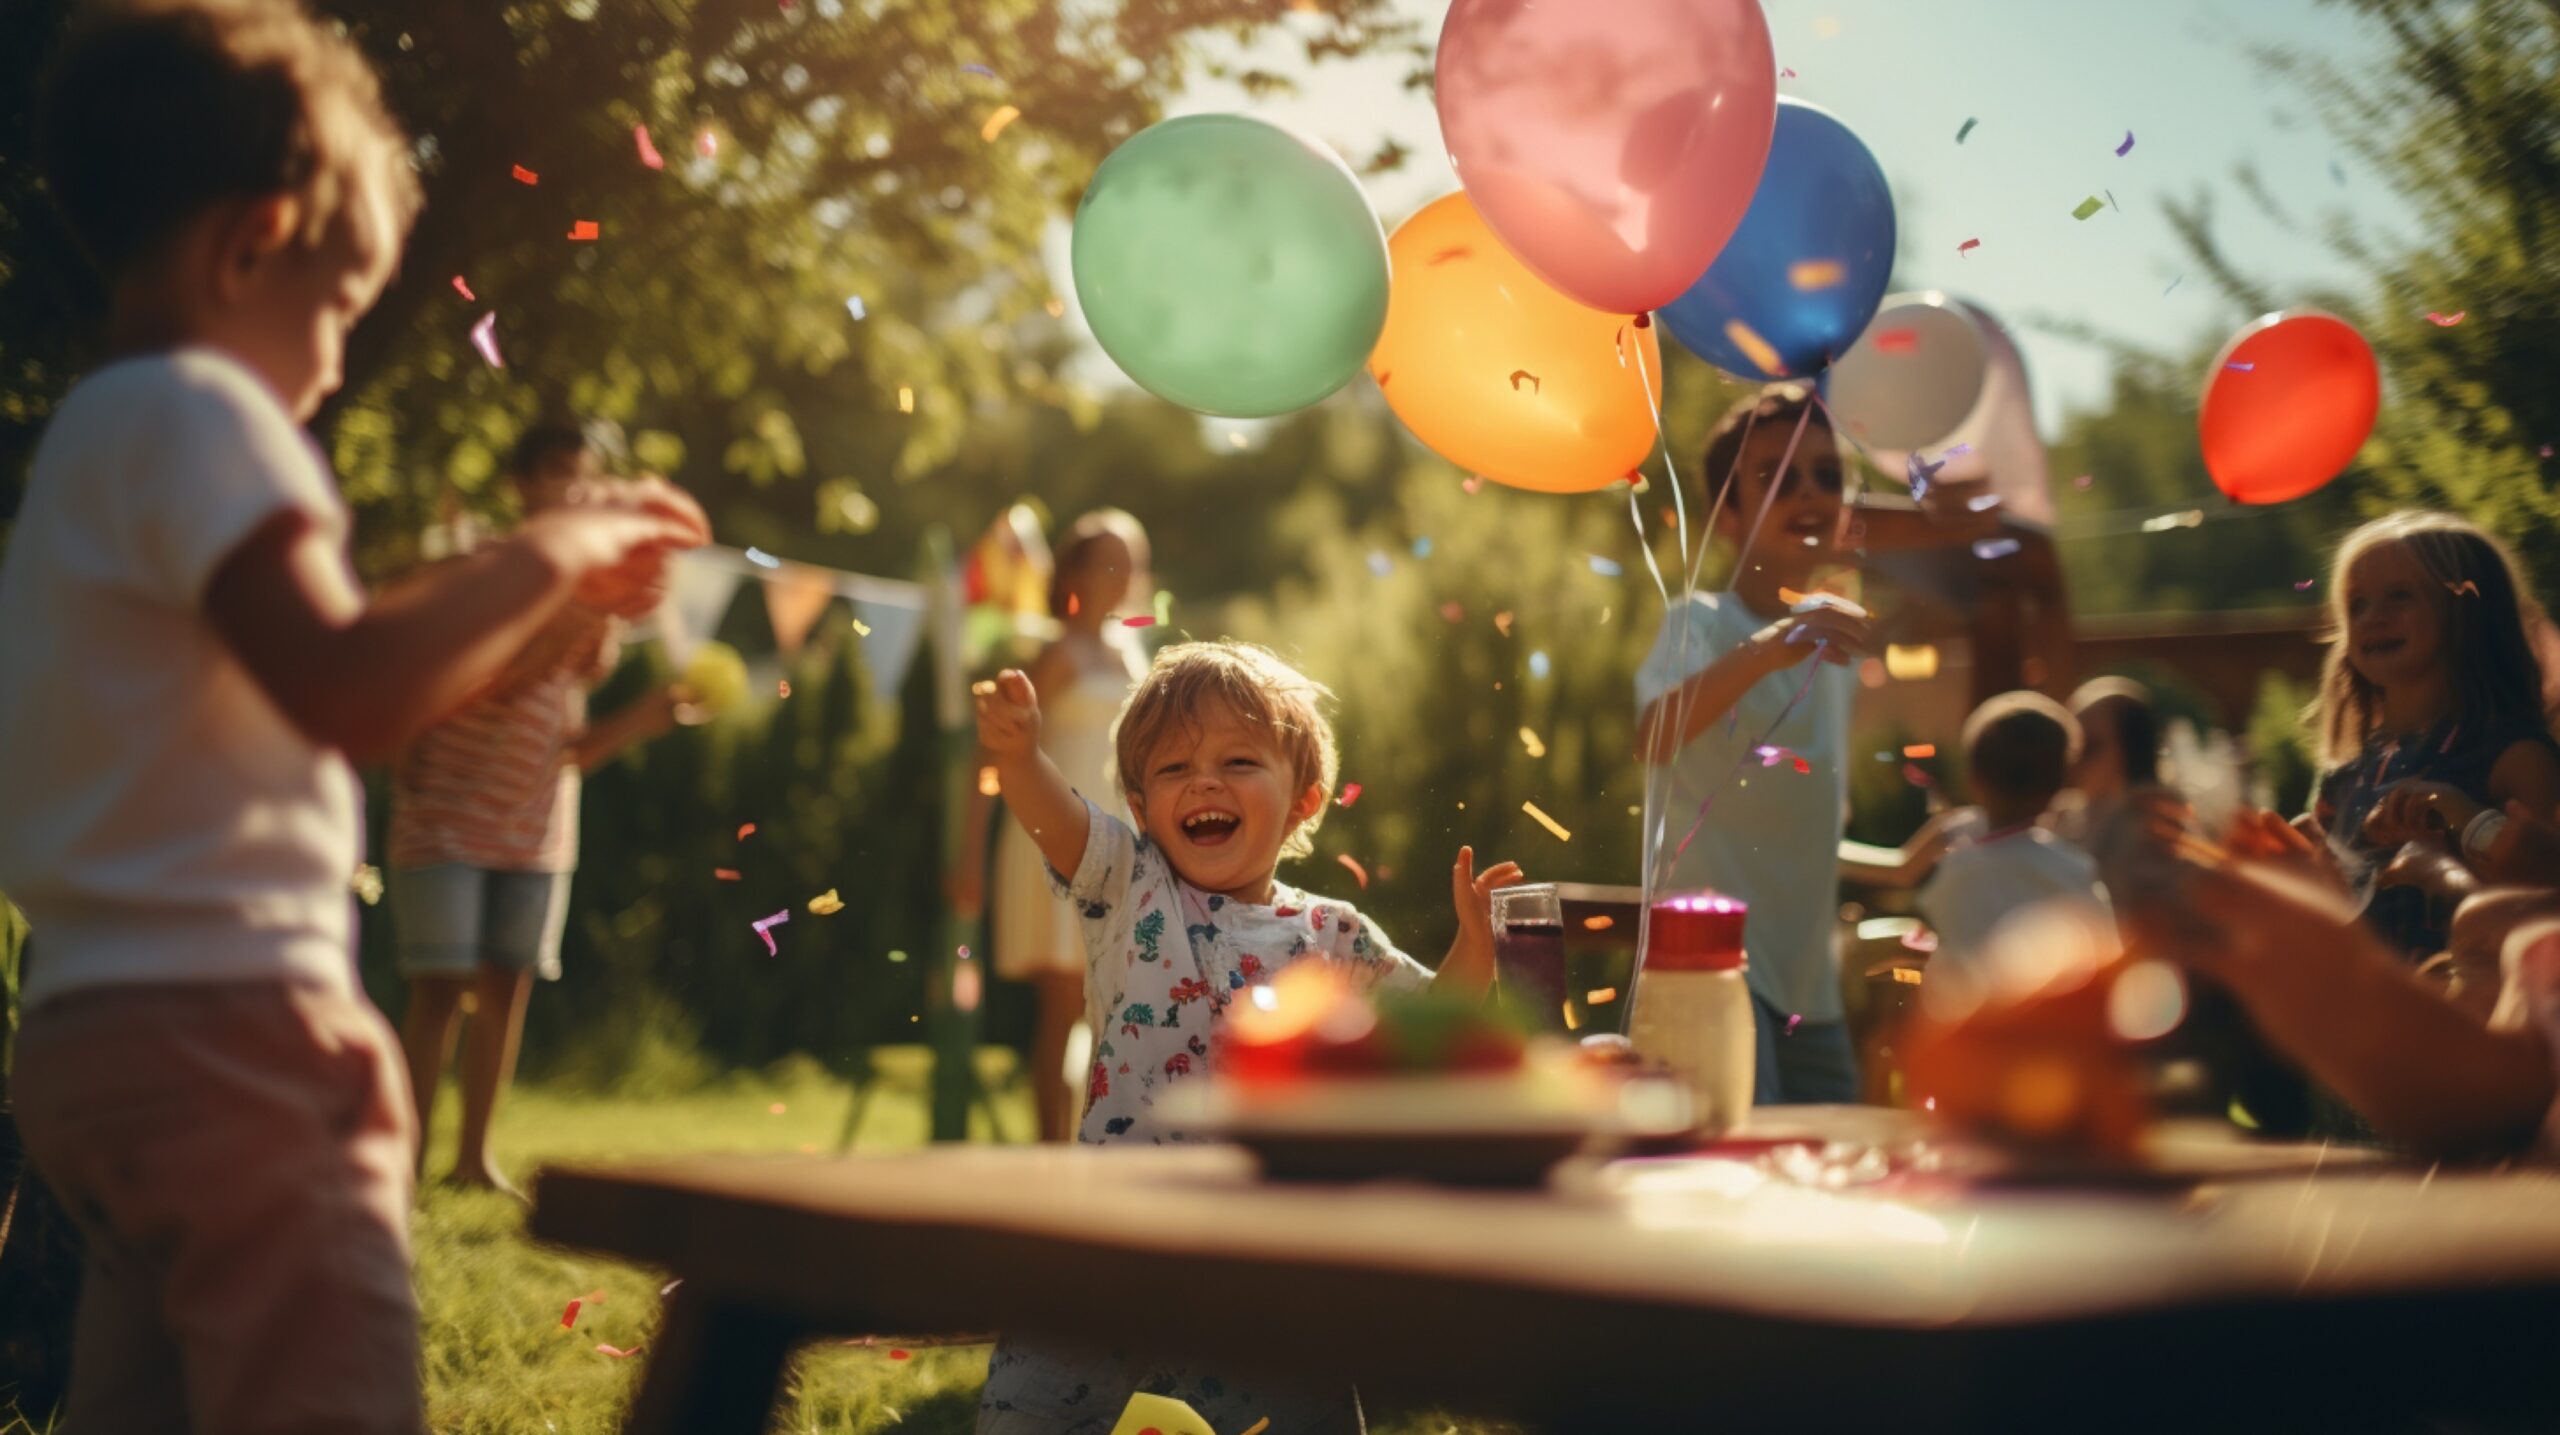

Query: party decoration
[1072,114,1389,417]
[1825,293,1993,452]
[1435,0,1778,315]
[1368,193,1661,494]
[1658,100,1895,380]
[2199,311,2379,504]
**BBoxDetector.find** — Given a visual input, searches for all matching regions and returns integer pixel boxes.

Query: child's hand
[2364,781,2486,849]
[1748,605,1869,669]
[1446,846,1525,988]
[972,669,1041,762]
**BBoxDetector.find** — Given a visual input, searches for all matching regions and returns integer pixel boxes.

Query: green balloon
[1072,115,1390,418]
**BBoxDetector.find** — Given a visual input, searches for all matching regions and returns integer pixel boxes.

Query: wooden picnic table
[530,1113,2560,1434]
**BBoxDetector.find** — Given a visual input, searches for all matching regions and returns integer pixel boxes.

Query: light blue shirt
[1636,592,1853,1024]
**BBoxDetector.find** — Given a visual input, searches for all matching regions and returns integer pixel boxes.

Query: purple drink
[1494,921,1570,1030]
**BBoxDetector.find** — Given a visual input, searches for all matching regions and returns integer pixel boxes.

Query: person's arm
[2174,864,2555,1158]
[204,492,705,768]
[1842,807,1972,888]
[950,644,1075,917]
[1634,605,1869,765]
[1434,846,1524,1000]
[568,684,684,773]
[972,668,1088,878]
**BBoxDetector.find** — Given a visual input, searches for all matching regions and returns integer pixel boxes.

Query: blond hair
[37,0,422,279]
[2309,511,2552,764]
[1115,641,1338,860]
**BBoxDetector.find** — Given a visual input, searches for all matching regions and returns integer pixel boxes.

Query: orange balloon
[2199,310,2380,505]
[1369,193,1663,494]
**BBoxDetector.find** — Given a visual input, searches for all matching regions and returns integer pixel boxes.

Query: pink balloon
[1436,0,1778,317]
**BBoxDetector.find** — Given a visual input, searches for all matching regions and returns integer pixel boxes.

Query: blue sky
[1140,0,2418,436]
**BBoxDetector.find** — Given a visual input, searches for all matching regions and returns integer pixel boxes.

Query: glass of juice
[1491,883,1568,1031]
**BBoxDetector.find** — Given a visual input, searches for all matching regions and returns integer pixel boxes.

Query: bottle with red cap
[1628,891,1754,1134]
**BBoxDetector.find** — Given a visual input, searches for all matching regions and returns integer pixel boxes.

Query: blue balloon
[1658,100,1896,380]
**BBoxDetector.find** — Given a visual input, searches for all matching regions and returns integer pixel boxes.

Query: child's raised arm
[1634,604,1868,765]
[974,669,1091,880]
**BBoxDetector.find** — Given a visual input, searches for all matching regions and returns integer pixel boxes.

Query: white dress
[992,630,1143,978]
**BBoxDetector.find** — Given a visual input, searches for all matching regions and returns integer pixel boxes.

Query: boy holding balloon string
[1635,383,2000,1105]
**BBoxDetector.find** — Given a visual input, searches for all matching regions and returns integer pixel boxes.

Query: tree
[0,0,1420,565]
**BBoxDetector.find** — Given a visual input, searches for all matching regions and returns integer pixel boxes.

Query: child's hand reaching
[1437,846,1525,1001]
[972,669,1042,762]
[1747,602,1870,670]
[2363,780,2487,849]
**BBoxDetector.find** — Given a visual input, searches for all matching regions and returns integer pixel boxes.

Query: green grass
[421,1050,1506,1434]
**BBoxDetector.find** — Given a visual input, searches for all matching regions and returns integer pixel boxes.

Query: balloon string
[1629,325,1690,581]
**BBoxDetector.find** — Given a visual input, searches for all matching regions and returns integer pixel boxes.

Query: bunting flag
[762,566,836,660]
[851,597,927,701]
[655,551,746,671]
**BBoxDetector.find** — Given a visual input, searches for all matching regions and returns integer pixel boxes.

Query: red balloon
[2199,311,2380,505]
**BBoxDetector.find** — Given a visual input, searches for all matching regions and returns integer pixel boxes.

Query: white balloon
[1825,292,1992,454]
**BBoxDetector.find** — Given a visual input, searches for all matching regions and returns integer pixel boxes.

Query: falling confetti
[2224,362,2255,373]
[1337,853,1370,889]
[1508,369,1541,394]
[1337,782,1362,808]
[1519,727,1547,759]
[596,1343,641,1359]
[1493,611,1514,636]
[1586,555,1623,578]
[1780,66,1797,78]
[2070,196,2105,221]
[1956,117,1978,144]
[961,63,997,78]
[2164,275,2184,297]
[889,1349,912,1361]
[1957,238,1981,257]
[469,311,504,369]
[1122,615,1157,628]
[751,908,791,956]
[1585,987,1620,1005]
[2294,579,2316,592]
[980,105,1022,142]
[898,386,915,414]
[1903,744,1938,759]
[2427,312,2466,327]
[715,868,741,881]
[1874,328,1919,355]
[561,1299,585,1329]
[809,889,845,915]
[737,823,757,840]
[635,124,664,170]
[1903,762,1935,789]
[451,275,475,301]
[2115,130,2136,157]
[1522,801,1572,842]
[2141,510,2204,533]
[1238,1420,1272,1435]
[511,164,539,185]
[1787,260,1844,291]
[568,220,600,241]
[1973,536,2022,560]
[1412,537,1434,558]
[660,1280,683,1298]
[745,547,781,568]
[846,295,867,320]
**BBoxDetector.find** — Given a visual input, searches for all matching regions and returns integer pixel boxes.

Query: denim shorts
[388,864,572,982]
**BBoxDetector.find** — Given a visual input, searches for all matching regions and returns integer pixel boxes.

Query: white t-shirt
[1918,827,2113,981]
[1637,592,1854,1024]
[0,348,361,1009]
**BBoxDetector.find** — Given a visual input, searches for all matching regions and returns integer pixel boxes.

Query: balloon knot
[1633,313,1653,328]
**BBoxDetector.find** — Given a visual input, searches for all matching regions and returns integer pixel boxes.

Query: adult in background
[389,421,694,1197]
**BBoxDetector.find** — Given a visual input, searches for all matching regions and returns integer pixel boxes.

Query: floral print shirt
[1054,798,1432,1144]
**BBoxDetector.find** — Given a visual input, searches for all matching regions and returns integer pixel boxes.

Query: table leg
[624,1287,801,1435]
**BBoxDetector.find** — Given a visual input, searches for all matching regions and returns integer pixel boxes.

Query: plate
[1162,1073,1692,1186]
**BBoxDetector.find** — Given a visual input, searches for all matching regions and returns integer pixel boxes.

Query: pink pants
[13,980,425,1434]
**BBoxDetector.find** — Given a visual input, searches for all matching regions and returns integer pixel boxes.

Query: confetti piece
[1957,238,1980,257]
[715,868,741,881]
[2163,275,2184,297]
[737,823,757,840]
[2071,196,2104,222]
[2294,579,2316,592]
[1903,762,1934,788]
[1973,536,2022,560]
[568,219,599,241]
[2106,189,2120,212]
[809,889,844,915]
[1337,782,1362,807]
[2224,362,2255,373]
[1581,916,1616,934]
[1785,1012,1804,1036]
[2141,509,2204,532]
[1508,369,1541,394]
[1337,853,1369,889]
[511,164,539,185]
[1586,555,1623,578]
[469,311,504,369]
[1874,328,1917,355]
[1902,744,1937,760]
[1412,536,1433,558]
[1780,66,1797,78]
[745,547,781,568]
[1585,987,1619,1005]
[1956,117,1978,143]
[2115,130,2136,157]
[980,105,1022,143]
[635,124,665,170]
[889,1349,912,1361]
[696,128,719,158]
[1522,801,1572,842]
[2449,579,2481,599]
[562,1299,584,1329]
[898,386,915,414]
[597,1343,641,1359]
[777,680,791,698]
[1786,260,1844,292]
[961,63,996,77]
[1519,727,1547,759]
[847,295,867,320]
[853,618,873,637]
[1493,611,1514,636]
[1462,475,1485,494]
[2427,311,2466,327]
[751,908,790,956]
[1239,1421,1272,1435]
[451,275,475,301]
[1528,650,1551,679]
[1724,319,1786,377]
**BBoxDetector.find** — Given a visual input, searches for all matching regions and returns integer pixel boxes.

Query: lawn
[422,1049,1507,1434]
